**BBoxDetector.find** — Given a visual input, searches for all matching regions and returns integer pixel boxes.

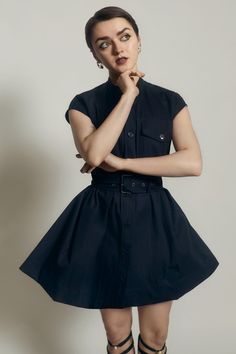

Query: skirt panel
[19,184,219,309]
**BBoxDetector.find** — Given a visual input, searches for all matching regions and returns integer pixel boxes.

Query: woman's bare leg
[100,307,135,353]
[137,300,173,353]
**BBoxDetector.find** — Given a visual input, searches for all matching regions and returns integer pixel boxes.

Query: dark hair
[85,6,139,53]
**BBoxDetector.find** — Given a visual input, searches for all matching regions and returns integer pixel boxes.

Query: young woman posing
[19,6,219,354]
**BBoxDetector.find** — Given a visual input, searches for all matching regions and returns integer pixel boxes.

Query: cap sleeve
[169,91,188,120]
[65,94,89,124]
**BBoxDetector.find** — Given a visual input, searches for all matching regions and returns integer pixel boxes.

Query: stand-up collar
[106,76,145,94]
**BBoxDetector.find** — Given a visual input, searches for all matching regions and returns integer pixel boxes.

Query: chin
[125,62,137,71]
[118,64,134,73]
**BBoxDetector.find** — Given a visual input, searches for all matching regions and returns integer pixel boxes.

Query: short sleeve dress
[19,77,219,309]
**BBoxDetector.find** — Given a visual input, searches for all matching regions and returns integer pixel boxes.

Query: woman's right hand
[115,69,145,96]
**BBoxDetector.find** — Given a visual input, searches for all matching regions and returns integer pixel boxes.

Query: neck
[108,72,140,86]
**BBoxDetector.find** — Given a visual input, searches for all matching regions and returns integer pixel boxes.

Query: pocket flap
[141,119,172,142]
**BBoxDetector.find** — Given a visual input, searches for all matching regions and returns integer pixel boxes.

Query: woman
[19,6,219,354]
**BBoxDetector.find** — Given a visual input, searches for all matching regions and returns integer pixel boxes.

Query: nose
[112,40,124,55]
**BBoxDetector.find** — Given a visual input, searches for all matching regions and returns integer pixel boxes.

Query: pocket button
[159,133,165,140]
[128,131,134,138]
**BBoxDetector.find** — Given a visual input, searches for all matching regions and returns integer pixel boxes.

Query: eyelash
[99,34,131,49]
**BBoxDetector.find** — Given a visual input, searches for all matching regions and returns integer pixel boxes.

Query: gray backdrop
[1,1,234,353]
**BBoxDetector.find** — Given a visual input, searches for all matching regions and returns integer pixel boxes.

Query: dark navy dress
[19,77,219,309]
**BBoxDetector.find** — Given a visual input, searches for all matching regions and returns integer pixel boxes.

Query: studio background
[0,1,234,353]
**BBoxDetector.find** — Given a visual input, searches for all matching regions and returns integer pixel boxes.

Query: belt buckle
[121,174,132,194]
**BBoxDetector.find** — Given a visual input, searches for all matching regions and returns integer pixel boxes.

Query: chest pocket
[140,118,172,156]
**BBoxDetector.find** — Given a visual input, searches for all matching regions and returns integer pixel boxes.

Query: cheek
[100,54,112,65]
[128,41,138,53]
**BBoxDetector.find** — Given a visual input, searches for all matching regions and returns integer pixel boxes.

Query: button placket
[125,124,136,157]
[127,131,134,138]
[124,104,138,157]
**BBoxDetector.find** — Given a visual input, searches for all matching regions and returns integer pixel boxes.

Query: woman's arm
[121,107,203,177]
[69,91,137,167]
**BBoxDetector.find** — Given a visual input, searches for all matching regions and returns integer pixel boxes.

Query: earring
[138,45,141,53]
[97,61,104,69]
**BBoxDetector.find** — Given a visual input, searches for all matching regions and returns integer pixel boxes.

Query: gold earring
[97,61,104,69]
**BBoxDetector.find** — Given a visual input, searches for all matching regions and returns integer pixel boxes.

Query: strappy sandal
[106,330,134,354]
[138,333,167,354]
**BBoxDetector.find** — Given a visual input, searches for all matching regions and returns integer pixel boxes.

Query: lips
[116,57,128,64]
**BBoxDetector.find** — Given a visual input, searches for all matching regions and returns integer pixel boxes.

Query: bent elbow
[192,159,203,176]
[86,154,99,168]
[86,151,102,168]
[82,137,104,167]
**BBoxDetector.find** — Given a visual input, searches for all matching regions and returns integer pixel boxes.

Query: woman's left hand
[76,153,125,173]
[99,153,125,172]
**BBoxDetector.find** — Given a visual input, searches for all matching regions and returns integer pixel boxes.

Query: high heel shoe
[106,330,134,353]
[137,333,167,354]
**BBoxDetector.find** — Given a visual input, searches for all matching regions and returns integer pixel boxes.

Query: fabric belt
[91,174,163,194]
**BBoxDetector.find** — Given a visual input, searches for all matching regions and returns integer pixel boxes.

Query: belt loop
[121,174,132,194]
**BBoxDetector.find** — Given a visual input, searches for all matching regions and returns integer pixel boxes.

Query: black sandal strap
[138,333,167,354]
[120,337,134,354]
[107,330,134,354]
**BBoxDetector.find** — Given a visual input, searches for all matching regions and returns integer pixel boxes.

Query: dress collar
[106,76,145,93]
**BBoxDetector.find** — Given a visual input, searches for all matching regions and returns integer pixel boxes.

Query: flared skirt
[19,183,219,309]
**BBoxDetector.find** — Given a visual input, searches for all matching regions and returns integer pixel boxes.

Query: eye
[99,42,109,49]
[99,33,131,49]
[121,33,131,41]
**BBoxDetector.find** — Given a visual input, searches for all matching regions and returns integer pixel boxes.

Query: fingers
[80,165,86,173]
[87,166,95,173]
[77,155,93,173]
[129,70,145,77]
[80,161,95,174]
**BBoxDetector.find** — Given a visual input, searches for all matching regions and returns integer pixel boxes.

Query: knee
[106,325,133,354]
[140,329,167,348]
[106,323,132,344]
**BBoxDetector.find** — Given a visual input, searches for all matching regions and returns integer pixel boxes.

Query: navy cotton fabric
[19,77,219,309]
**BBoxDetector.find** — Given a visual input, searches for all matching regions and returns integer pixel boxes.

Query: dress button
[141,182,146,187]
[131,182,136,187]
[159,133,165,140]
[127,131,134,138]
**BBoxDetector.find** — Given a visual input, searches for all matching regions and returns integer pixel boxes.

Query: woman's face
[91,17,141,79]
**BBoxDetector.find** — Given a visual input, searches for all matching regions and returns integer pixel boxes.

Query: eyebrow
[95,27,132,43]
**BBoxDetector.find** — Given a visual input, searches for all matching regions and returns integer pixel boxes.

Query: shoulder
[145,80,185,99]
[65,81,107,124]
[70,81,107,102]
[144,80,188,120]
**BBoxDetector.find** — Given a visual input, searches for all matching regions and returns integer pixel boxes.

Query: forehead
[92,17,132,38]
